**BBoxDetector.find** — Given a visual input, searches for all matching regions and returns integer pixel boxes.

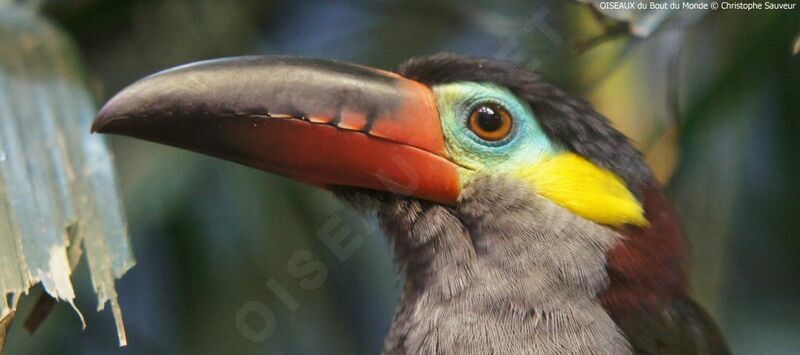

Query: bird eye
[467,104,513,141]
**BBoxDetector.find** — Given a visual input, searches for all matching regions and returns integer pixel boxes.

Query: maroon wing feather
[601,184,730,354]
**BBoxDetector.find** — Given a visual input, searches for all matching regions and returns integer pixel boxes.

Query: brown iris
[468,104,513,141]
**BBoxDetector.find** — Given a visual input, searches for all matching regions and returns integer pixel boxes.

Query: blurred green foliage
[4,1,800,354]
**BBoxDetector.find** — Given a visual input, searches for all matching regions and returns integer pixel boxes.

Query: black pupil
[475,106,503,132]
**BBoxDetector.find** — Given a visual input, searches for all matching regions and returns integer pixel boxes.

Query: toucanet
[93,54,729,354]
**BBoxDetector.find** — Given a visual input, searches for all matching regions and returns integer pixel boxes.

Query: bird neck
[375,176,632,354]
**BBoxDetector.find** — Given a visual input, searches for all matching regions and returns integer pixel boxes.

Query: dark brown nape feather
[612,296,731,354]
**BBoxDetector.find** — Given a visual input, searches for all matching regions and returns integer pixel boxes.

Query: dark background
[5,1,800,354]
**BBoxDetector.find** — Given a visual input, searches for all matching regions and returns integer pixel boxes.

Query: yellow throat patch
[514,152,648,227]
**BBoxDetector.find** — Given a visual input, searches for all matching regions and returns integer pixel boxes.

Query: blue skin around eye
[433,82,560,174]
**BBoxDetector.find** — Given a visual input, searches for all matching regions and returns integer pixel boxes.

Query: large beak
[92,56,460,204]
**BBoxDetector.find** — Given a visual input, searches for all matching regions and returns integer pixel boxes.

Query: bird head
[93,54,650,227]
[93,53,686,314]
